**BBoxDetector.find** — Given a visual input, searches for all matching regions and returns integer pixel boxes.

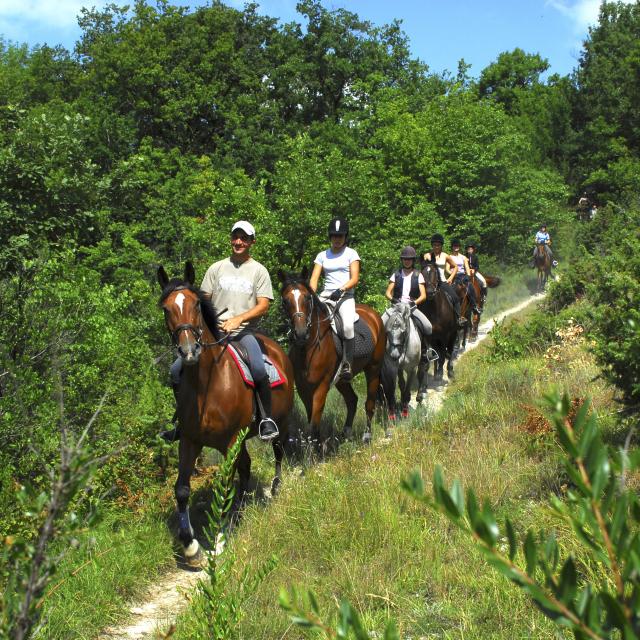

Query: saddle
[326,298,375,361]
[227,341,285,389]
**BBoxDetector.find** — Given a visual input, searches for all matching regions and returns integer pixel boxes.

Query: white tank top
[451,253,466,275]
[433,252,448,281]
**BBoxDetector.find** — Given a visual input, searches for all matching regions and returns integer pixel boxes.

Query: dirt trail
[96,292,544,640]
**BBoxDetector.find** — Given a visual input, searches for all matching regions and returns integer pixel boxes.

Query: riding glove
[329,289,343,301]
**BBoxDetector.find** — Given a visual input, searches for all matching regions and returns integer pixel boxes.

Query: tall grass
[171,324,615,639]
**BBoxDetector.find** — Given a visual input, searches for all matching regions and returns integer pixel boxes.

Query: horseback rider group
[162,217,499,443]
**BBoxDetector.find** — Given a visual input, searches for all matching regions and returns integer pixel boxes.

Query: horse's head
[421,262,439,297]
[278,267,314,347]
[385,303,411,360]
[157,262,221,366]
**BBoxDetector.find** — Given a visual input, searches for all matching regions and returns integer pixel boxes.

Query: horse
[468,274,501,341]
[534,243,551,292]
[157,262,294,566]
[453,277,474,354]
[418,261,458,386]
[382,303,427,420]
[278,268,386,445]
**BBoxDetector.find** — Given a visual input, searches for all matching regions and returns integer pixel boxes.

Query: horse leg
[446,337,456,379]
[175,437,204,567]
[363,367,381,443]
[309,381,330,445]
[336,381,358,441]
[236,439,251,501]
[416,360,428,403]
[398,369,409,418]
[271,436,284,495]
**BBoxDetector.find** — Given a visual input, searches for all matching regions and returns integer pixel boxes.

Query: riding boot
[339,338,355,381]
[255,377,279,441]
[481,287,487,306]
[160,383,181,443]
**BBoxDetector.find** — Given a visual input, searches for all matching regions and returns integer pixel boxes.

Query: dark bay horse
[158,262,294,566]
[534,243,551,291]
[468,274,501,341]
[418,261,458,385]
[278,269,386,445]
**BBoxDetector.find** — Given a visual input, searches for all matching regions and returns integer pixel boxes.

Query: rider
[423,233,466,326]
[310,218,360,382]
[162,220,279,442]
[531,224,557,267]
[465,240,488,305]
[450,238,481,315]
[383,246,433,362]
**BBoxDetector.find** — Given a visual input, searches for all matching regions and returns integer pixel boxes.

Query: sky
[0,0,635,78]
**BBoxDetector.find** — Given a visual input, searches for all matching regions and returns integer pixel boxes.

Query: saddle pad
[228,345,285,389]
[332,319,375,360]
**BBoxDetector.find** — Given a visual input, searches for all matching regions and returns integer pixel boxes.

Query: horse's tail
[485,276,501,288]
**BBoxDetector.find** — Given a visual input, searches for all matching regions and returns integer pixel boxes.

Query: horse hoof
[343,427,353,441]
[388,413,397,422]
[401,408,409,419]
[362,431,372,445]
[184,539,204,569]
[271,476,281,496]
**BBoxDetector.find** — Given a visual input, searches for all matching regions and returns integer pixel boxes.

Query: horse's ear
[185,261,195,285]
[277,268,287,284]
[301,265,309,281]
[157,265,169,290]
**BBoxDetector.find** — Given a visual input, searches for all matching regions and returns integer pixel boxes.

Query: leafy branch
[401,392,640,640]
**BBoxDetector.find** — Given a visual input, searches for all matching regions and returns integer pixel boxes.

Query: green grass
[39,490,176,638]
[170,318,616,639]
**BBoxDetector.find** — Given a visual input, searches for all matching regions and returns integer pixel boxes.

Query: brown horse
[534,243,551,292]
[468,274,502,341]
[278,268,386,445]
[158,262,294,566]
[418,261,458,386]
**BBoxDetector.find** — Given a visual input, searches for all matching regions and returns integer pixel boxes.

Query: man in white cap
[164,220,278,441]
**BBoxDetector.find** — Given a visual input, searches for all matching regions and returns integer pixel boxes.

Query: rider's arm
[415,282,427,305]
[385,280,395,301]
[463,256,471,276]
[221,297,270,333]
[309,262,323,293]
[445,255,458,284]
[341,260,360,292]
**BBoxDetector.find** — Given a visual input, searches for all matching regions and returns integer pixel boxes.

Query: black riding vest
[393,269,420,301]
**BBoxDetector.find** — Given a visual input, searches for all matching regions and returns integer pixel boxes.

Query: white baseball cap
[231,220,256,237]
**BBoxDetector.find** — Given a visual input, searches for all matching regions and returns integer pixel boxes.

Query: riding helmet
[430,233,444,245]
[328,217,349,237]
[465,239,476,249]
[451,238,461,248]
[400,245,417,260]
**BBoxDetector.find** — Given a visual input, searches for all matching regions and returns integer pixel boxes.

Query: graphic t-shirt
[200,257,273,335]
[314,247,360,292]
[389,270,425,303]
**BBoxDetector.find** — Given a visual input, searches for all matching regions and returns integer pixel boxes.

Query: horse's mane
[159,279,222,340]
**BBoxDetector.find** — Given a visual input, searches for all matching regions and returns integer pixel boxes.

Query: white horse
[381,303,427,419]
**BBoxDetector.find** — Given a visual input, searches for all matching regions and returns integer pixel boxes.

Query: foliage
[1,396,105,640]
[403,391,640,639]
[280,586,399,639]
[187,429,277,640]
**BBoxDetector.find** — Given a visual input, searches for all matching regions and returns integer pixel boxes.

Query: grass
[169,313,617,639]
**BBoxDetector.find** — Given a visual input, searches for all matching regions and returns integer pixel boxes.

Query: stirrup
[457,316,467,326]
[552,260,558,267]
[258,417,279,441]
[339,362,353,382]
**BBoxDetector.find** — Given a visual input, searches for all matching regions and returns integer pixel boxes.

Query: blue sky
[0,1,634,77]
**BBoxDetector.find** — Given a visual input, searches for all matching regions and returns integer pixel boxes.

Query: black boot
[255,377,279,441]
[160,383,181,443]
[339,338,354,381]
[480,287,487,306]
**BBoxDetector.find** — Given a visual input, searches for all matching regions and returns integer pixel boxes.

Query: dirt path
[97,292,544,640]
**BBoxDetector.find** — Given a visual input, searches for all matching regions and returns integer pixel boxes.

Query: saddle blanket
[228,344,285,389]
[332,319,375,360]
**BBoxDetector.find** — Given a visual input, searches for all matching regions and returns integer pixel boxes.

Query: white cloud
[0,0,103,29]
[547,0,635,33]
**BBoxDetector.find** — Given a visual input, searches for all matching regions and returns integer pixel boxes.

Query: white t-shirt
[389,270,425,303]
[314,247,360,291]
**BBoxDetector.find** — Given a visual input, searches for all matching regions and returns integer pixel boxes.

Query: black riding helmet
[465,239,477,249]
[400,245,417,260]
[431,233,444,245]
[328,217,349,237]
